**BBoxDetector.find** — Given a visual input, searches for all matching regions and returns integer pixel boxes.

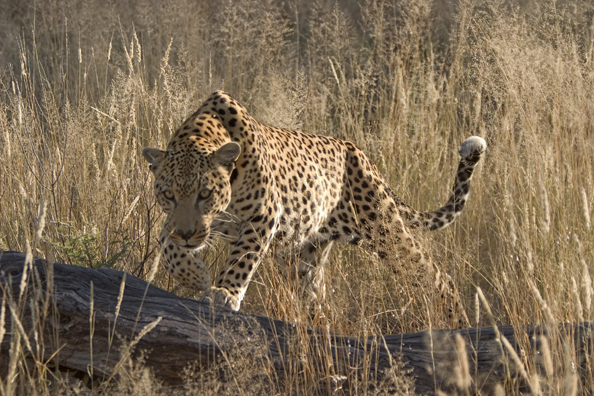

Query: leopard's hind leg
[276,240,334,303]
[296,240,335,302]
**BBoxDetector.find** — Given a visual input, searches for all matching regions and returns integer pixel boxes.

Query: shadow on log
[0,250,592,395]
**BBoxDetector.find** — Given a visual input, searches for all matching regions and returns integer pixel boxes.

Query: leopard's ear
[213,142,241,171]
[142,148,166,172]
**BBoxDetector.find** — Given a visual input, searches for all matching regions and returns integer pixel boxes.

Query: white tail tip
[459,136,487,157]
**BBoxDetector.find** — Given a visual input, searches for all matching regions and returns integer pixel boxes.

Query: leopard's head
[143,124,240,250]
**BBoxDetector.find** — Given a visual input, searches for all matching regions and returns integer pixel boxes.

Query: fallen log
[0,250,591,395]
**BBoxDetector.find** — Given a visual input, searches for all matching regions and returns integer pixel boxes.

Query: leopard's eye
[199,189,212,200]
[163,190,175,200]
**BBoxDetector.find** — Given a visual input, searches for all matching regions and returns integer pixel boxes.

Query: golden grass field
[1,0,594,394]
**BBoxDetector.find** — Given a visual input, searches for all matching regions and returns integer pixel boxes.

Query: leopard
[142,90,486,324]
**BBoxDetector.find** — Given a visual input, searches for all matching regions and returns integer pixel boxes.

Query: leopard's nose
[175,229,195,240]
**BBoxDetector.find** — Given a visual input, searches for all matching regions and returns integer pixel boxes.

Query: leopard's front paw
[199,287,240,310]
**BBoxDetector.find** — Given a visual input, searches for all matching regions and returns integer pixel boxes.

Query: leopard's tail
[396,136,487,231]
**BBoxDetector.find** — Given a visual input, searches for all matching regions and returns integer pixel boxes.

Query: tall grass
[1,0,594,394]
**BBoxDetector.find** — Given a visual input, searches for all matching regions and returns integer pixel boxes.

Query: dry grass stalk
[453,333,471,391]
[581,188,591,231]
[539,336,554,379]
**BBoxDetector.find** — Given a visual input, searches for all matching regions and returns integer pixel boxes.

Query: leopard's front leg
[200,220,277,310]
[159,227,211,291]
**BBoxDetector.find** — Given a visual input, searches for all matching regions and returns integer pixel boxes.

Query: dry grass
[1,0,594,394]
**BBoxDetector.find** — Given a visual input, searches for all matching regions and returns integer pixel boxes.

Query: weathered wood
[0,250,592,394]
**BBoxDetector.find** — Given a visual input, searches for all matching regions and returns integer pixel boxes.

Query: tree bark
[0,250,591,395]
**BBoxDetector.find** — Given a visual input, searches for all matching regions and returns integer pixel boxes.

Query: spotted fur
[143,91,486,322]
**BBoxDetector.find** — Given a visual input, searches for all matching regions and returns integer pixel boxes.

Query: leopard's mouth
[169,232,209,250]
[181,242,200,248]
